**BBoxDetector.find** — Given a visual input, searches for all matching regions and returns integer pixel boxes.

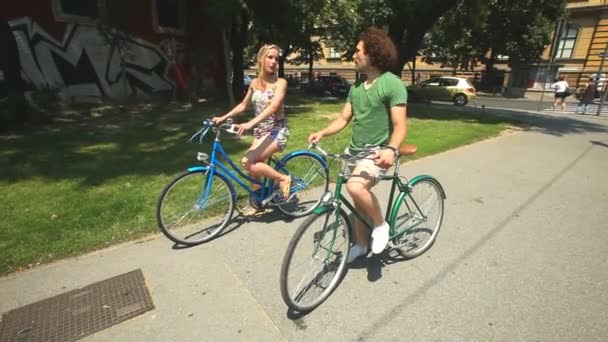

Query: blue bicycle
[156,118,330,245]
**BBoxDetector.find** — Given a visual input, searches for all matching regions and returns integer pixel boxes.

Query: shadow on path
[356,141,597,340]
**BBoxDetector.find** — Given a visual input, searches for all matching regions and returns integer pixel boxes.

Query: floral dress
[251,83,290,150]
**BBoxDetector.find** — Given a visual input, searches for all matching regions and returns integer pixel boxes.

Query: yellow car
[407,76,476,106]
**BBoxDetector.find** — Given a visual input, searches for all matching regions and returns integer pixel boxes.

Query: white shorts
[344,147,388,185]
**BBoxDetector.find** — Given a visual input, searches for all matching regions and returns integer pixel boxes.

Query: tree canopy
[198,0,566,97]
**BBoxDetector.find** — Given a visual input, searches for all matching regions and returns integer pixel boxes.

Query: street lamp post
[538,20,565,112]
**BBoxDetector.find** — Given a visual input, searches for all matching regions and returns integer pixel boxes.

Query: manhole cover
[0,269,154,342]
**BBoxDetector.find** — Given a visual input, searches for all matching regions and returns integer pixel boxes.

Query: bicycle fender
[278,150,328,170]
[187,166,209,173]
[409,175,447,199]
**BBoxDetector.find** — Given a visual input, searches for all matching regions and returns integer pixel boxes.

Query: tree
[327,0,474,75]
[200,0,250,105]
[286,0,360,81]
[421,0,565,90]
[421,0,490,76]
[478,0,565,71]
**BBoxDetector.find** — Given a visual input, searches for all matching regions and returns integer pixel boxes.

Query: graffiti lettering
[9,17,175,99]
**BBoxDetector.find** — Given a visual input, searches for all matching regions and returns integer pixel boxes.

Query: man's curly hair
[358,27,398,73]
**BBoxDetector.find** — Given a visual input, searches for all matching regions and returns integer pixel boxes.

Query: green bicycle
[280,143,446,312]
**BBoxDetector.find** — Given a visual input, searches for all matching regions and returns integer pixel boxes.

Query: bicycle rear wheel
[274,152,329,217]
[157,170,235,245]
[392,178,444,259]
[280,209,351,312]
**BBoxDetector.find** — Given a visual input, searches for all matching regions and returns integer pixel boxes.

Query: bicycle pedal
[260,191,278,206]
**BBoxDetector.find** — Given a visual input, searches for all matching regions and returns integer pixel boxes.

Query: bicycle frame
[316,163,430,241]
[189,136,288,204]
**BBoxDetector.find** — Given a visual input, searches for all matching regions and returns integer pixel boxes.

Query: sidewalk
[476,90,576,102]
[1,109,607,341]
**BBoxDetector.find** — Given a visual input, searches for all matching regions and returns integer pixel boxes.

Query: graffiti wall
[8,17,175,99]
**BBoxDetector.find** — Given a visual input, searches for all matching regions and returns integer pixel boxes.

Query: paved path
[1,108,607,341]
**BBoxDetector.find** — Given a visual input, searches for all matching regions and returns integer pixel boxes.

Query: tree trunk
[308,49,314,82]
[482,49,497,92]
[278,47,291,79]
[230,10,248,100]
[0,20,22,91]
[221,29,235,107]
[387,0,460,73]
[408,58,417,84]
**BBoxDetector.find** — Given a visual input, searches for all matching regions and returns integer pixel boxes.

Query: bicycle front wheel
[275,152,329,217]
[280,209,351,312]
[156,170,235,245]
[392,178,444,259]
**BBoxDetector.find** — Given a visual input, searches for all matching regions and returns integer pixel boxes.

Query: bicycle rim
[157,170,234,245]
[275,153,329,217]
[280,209,350,312]
[393,179,444,259]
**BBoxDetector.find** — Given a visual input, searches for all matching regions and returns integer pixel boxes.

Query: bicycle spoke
[157,171,235,245]
[281,210,350,311]
[275,154,329,217]
[392,178,444,259]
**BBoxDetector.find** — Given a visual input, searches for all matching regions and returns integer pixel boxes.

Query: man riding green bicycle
[308,27,407,263]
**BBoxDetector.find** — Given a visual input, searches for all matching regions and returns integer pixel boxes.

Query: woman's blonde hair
[256,44,280,77]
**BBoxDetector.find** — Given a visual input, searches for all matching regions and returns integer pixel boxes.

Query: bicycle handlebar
[189,118,240,144]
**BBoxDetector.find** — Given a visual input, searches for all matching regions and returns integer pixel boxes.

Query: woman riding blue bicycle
[211,44,291,215]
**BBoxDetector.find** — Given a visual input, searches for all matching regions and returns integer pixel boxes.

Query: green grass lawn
[0,97,519,275]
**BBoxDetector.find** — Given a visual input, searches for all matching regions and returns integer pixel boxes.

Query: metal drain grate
[0,269,154,342]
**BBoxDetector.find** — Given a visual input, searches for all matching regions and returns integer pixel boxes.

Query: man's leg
[345,163,389,261]
[347,179,384,246]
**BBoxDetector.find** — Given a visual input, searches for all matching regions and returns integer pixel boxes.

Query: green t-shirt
[347,72,407,152]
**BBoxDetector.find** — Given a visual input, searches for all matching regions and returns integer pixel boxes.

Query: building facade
[1,0,224,101]
[509,0,608,91]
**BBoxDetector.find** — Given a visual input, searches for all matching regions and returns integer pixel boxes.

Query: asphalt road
[473,96,556,111]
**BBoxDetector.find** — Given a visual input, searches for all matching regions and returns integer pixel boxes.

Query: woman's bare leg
[241,136,290,191]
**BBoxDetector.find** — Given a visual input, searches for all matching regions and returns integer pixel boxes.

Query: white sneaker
[346,244,368,263]
[371,222,390,254]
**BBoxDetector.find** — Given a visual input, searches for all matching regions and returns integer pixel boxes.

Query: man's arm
[387,104,407,150]
[308,102,353,143]
[374,104,407,168]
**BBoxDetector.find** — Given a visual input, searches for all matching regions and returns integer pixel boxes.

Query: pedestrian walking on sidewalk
[551,77,570,111]
[575,78,596,115]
